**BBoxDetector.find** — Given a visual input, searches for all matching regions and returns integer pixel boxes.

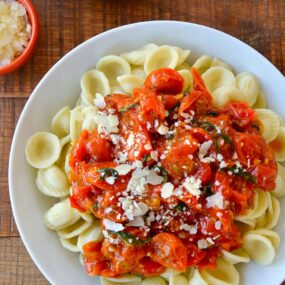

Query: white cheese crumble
[206,192,225,209]
[157,125,169,135]
[103,219,124,232]
[127,216,145,227]
[197,239,210,249]
[161,182,174,198]
[199,141,213,157]
[105,176,116,185]
[182,176,202,198]
[94,93,106,109]
[0,1,32,66]
[94,111,119,135]
[180,224,198,234]
[115,164,132,175]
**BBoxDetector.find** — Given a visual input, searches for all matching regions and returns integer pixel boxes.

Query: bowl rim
[8,20,285,285]
[0,0,40,75]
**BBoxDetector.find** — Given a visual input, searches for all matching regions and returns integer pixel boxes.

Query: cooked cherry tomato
[249,165,277,191]
[69,130,113,167]
[150,233,187,271]
[132,257,166,276]
[144,68,184,94]
[226,101,256,127]
[105,93,138,112]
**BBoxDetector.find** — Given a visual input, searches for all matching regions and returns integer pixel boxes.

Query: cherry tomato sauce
[68,67,277,277]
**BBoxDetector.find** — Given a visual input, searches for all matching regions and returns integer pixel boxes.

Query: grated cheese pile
[0,1,31,66]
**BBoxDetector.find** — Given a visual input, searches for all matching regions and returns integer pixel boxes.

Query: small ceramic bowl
[0,0,39,75]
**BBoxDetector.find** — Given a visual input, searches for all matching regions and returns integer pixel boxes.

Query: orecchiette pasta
[202,66,236,93]
[36,165,70,197]
[25,132,61,169]
[242,229,280,265]
[101,275,142,285]
[255,109,280,143]
[173,46,191,66]
[272,163,285,197]
[212,86,245,107]
[169,274,188,285]
[51,106,71,137]
[142,277,166,285]
[192,55,212,74]
[80,69,110,104]
[269,126,285,161]
[236,72,259,106]
[199,258,239,285]
[211,57,233,72]
[252,90,267,109]
[144,45,179,74]
[178,69,193,92]
[189,269,208,285]
[222,248,250,264]
[117,74,144,94]
[96,55,131,86]
[131,67,147,79]
[121,44,158,66]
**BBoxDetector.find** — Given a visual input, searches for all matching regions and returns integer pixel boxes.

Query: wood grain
[1,0,285,284]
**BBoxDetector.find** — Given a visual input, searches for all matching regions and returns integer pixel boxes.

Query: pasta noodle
[51,106,71,137]
[160,268,181,280]
[236,72,259,106]
[132,67,147,79]
[117,74,144,94]
[169,274,188,285]
[192,55,212,74]
[252,90,267,109]
[142,277,166,285]
[202,66,236,93]
[211,57,233,72]
[269,126,285,161]
[96,55,131,86]
[178,69,193,92]
[199,258,239,285]
[242,229,280,265]
[77,222,104,252]
[121,43,158,66]
[272,163,285,197]
[36,165,70,197]
[25,132,61,169]
[80,70,110,104]
[44,199,81,230]
[173,46,191,66]
[101,275,142,285]
[255,109,280,143]
[212,86,245,107]
[222,248,250,264]
[144,45,179,74]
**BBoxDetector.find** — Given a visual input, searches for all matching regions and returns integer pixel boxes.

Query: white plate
[9,21,285,285]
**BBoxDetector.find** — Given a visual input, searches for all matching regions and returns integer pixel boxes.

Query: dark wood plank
[0,98,27,237]
[0,0,284,98]
[0,237,48,285]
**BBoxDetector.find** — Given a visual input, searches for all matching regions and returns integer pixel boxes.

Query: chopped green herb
[213,138,220,153]
[165,132,175,140]
[93,203,98,210]
[97,168,119,181]
[120,103,139,113]
[226,167,256,184]
[151,165,168,182]
[201,183,213,197]
[174,201,188,211]
[168,102,180,113]
[142,154,151,164]
[207,111,219,117]
[218,133,233,149]
[109,230,150,246]
[194,120,216,132]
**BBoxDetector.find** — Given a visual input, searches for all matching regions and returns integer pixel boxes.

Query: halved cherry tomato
[150,233,187,271]
[84,162,129,191]
[139,88,166,125]
[144,68,184,94]
[225,101,256,127]
[132,257,166,276]
[249,165,277,191]
[69,130,113,167]
[105,93,138,111]
[194,162,212,184]
[70,185,96,212]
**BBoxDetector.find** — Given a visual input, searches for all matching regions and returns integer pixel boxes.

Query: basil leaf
[93,203,98,210]
[109,231,150,246]
[120,103,139,113]
[97,168,119,181]
[226,167,256,184]
[174,201,188,211]
[218,133,233,149]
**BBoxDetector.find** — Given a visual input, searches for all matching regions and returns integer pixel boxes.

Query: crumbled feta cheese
[94,112,119,134]
[161,182,174,198]
[127,216,145,227]
[216,154,224,162]
[146,122,152,130]
[150,151,158,161]
[127,133,135,148]
[115,164,132,175]
[144,143,152,151]
[215,220,222,230]
[197,239,209,249]
[206,192,224,209]
[94,93,106,109]
[182,176,202,198]
[154,120,159,128]
[105,176,116,185]
[157,125,169,135]
[180,224,198,234]
[219,161,227,169]
[103,219,124,232]
[199,141,212,157]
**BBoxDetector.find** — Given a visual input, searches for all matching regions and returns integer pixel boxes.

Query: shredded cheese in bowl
[0,1,31,66]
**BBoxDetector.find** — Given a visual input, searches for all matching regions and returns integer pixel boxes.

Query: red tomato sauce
[68,67,277,277]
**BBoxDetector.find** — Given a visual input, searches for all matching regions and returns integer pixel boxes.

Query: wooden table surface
[1,0,285,284]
